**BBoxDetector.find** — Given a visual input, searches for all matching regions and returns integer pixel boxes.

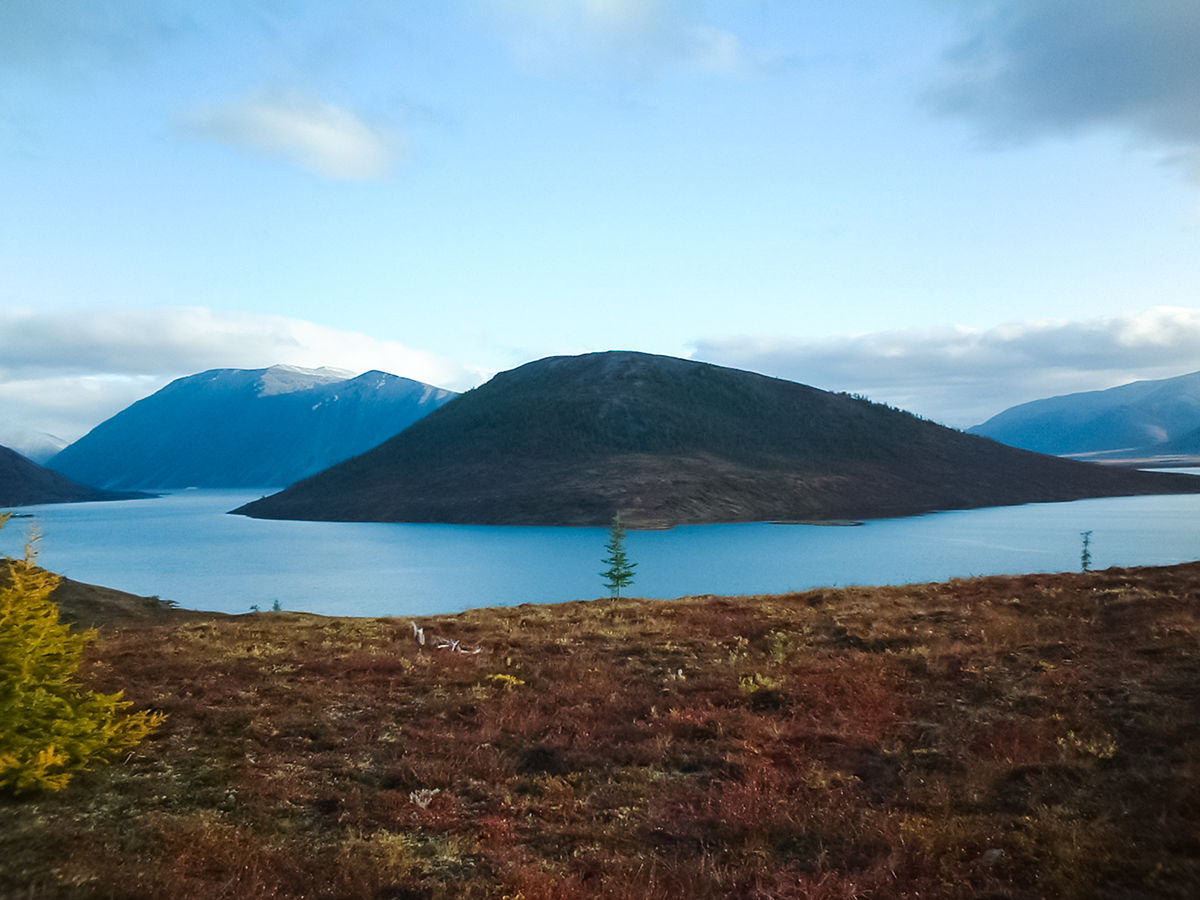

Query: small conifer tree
[600,513,636,599]
[1080,529,1093,572]
[0,517,163,794]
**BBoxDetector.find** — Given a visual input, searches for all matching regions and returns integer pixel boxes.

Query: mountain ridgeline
[236,352,1200,527]
[48,365,457,490]
[969,370,1200,459]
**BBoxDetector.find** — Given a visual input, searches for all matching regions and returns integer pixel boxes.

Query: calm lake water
[3,486,1199,617]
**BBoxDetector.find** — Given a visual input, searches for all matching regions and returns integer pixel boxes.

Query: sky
[3,0,1200,449]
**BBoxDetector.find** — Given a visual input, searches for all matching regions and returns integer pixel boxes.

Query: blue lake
[2,487,1199,617]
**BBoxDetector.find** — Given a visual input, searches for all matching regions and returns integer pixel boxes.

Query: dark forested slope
[0,444,146,508]
[237,352,1200,526]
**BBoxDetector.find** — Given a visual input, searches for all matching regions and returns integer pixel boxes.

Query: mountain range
[236,351,1200,527]
[970,370,1200,459]
[47,365,457,490]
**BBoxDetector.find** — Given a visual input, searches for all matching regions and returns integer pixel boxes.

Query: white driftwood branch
[410,621,482,654]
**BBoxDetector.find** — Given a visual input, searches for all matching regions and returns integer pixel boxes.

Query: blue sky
[3,1,1200,448]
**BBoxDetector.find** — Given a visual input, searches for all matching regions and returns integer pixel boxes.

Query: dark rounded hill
[234,351,1200,527]
[0,444,148,508]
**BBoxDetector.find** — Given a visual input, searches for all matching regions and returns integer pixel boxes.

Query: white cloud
[481,0,746,75]
[0,307,482,442]
[498,0,667,39]
[0,374,167,449]
[691,307,1200,428]
[578,0,661,37]
[179,94,400,180]
[684,24,745,75]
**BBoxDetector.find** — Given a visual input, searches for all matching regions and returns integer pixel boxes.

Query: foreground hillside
[4,563,1200,898]
[238,351,1200,526]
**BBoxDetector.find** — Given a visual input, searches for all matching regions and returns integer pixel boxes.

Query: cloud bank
[179,94,400,181]
[0,307,481,442]
[929,0,1200,171]
[6,305,1198,449]
[691,307,1200,427]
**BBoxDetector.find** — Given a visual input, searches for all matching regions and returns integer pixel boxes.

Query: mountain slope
[0,445,146,508]
[236,352,1200,527]
[968,370,1200,457]
[1155,422,1200,457]
[48,365,457,490]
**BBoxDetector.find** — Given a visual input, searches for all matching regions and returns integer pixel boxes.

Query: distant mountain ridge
[48,365,457,490]
[0,444,147,508]
[0,427,68,464]
[969,370,1200,458]
[236,351,1200,527]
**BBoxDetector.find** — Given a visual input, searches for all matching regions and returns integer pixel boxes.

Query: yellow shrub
[0,519,163,794]
[484,673,525,691]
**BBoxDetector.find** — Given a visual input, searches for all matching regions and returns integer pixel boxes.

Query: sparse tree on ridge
[601,513,636,600]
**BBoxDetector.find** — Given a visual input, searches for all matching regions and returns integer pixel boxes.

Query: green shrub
[0,517,163,794]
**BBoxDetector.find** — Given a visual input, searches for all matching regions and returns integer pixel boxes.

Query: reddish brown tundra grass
[3,562,1200,898]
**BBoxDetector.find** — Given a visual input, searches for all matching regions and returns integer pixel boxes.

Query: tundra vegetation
[2,559,1200,897]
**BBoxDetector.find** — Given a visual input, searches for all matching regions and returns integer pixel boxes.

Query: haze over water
[3,488,1198,618]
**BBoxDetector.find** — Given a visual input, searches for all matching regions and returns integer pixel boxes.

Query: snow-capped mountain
[47,365,457,490]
